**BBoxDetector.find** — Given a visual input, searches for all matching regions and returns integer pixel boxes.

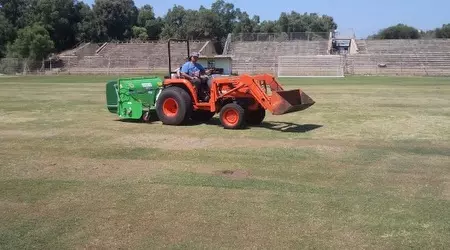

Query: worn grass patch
[0,75,449,249]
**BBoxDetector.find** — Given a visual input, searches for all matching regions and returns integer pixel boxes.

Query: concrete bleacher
[224,40,329,74]
[355,39,450,54]
[56,34,450,77]
[347,52,450,76]
[278,55,344,77]
[96,41,206,70]
[227,38,450,76]
[61,40,211,74]
[349,39,450,76]
[226,40,329,56]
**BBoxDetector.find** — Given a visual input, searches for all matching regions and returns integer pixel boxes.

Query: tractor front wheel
[219,103,246,129]
[246,107,266,125]
[156,87,192,125]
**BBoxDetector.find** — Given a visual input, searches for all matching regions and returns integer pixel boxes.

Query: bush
[370,24,420,39]
[8,24,54,60]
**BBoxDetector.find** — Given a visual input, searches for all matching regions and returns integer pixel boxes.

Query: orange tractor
[159,73,315,129]
[154,39,315,129]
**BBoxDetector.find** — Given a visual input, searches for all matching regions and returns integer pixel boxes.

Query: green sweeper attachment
[106,76,163,121]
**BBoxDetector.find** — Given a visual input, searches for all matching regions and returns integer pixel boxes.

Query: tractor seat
[170,67,183,79]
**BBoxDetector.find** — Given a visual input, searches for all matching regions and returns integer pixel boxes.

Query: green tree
[75,2,96,42]
[435,24,450,38]
[275,11,337,34]
[419,29,436,39]
[137,4,155,26]
[277,12,290,32]
[184,6,221,39]
[0,0,29,28]
[371,24,420,39]
[161,3,233,40]
[93,0,138,41]
[160,5,188,39]
[137,5,162,39]
[211,0,237,40]
[26,0,82,52]
[258,20,279,33]
[233,9,259,33]
[8,24,54,60]
[0,13,15,57]
[132,26,148,41]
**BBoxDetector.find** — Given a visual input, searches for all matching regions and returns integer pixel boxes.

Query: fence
[231,32,330,42]
[0,58,50,75]
[62,56,180,75]
[2,53,450,77]
[0,56,175,75]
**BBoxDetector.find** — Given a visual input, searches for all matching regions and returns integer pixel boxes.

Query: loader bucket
[271,89,315,115]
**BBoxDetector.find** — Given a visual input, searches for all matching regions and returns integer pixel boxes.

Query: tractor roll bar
[168,39,190,76]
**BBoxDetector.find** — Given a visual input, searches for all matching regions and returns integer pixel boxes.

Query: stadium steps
[64,41,207,73]
[347,53,450,76]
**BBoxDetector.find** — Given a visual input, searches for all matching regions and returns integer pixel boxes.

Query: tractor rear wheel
[156,87,192,125]
[220,103,246,129]
[246,107,266,125]
[191,110,215,122]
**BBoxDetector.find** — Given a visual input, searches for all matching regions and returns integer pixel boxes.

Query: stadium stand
[278,55,344,77]
[226,35,450,76]
[52,32,450,77]
[224,40,330,74]
[59,40,212,74]
[356,39,450,54]
[347,52,450,76]
[349,39,450,76]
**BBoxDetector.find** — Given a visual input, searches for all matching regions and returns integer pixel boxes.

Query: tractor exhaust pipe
[270,89,315,115]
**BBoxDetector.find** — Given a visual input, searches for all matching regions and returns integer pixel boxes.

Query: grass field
[1,75,449,249]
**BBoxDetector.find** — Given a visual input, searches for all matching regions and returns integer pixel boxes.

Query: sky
[83,0,450,38]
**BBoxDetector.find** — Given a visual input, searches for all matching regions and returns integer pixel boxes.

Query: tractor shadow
[256,122,323,133]
[116,117,322,133]
[117,116,160,123]
[202,118,322,133]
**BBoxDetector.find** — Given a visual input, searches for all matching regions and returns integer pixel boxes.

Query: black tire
[246,107,266,125]
[219,103,246,129]
[156,86,192,125]
[191,110,215,122]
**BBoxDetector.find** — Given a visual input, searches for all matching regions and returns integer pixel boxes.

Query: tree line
[369,23,450,40]
[0,0,337,60]
[1,0,449,61]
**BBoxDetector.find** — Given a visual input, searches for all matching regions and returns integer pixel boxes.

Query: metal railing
[1,53,450,77]
[231,32,330,42]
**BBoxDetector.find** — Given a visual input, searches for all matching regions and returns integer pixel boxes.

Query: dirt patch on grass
[112,133,356,153]
[0,116,38,124]
[214,169,250,179]
[0,129,62,138]
[0,151,234,181]
[112,134,214,150]
[442,181,450,201]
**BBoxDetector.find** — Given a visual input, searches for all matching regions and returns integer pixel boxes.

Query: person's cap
[190,52,200,58]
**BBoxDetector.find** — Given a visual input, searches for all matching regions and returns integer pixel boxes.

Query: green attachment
[119,100,143,119]
[105,76,163,120]
[106,80,118,113]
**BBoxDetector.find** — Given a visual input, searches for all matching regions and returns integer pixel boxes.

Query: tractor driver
[180,52,211,88]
